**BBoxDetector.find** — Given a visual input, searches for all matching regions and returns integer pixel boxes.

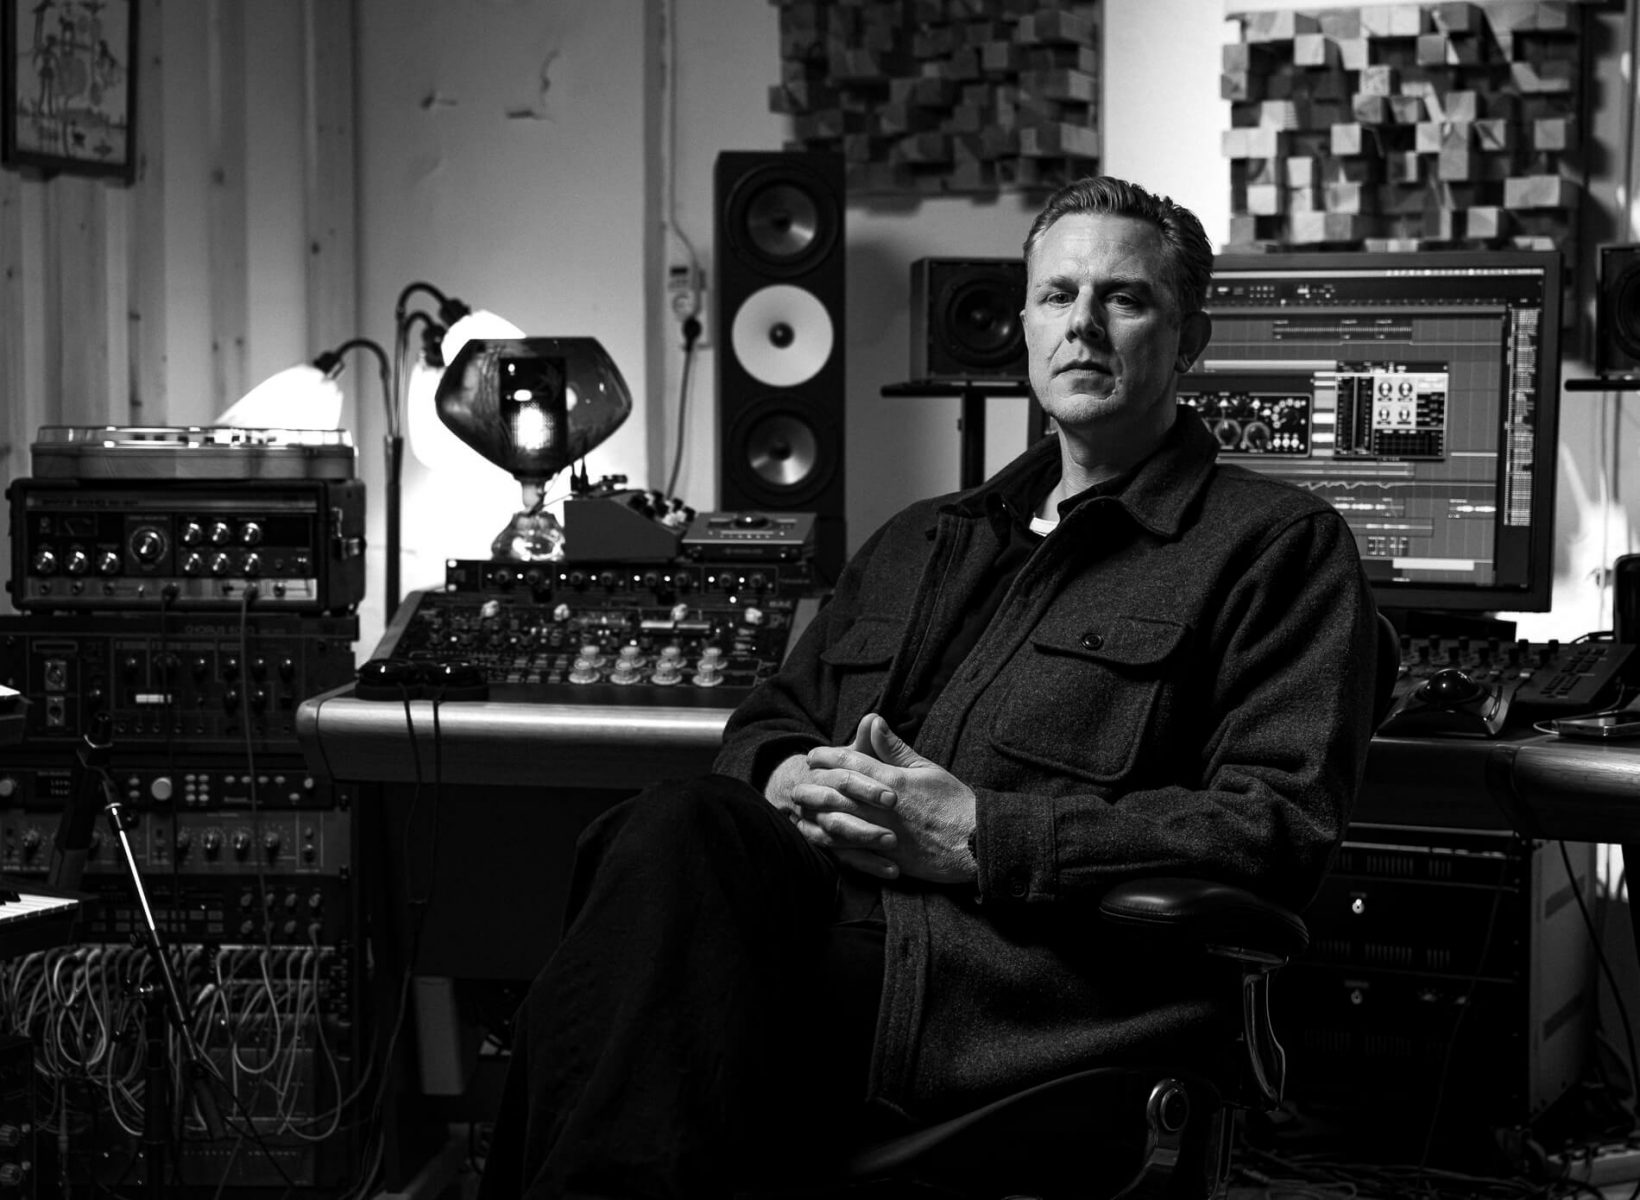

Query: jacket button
[1081,632,1103,650]
[1008,879,1028,898]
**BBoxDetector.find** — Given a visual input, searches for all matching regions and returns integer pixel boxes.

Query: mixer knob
[182,552,205,576]
[579,643,604,667]
[209,552,233,576]
[597,571,619,591]
[714,572,739,592]
[208,521,233,546]
[552,603,571,622]
[617,645,643,664]
[743,606,765,627]
[65,548,90,576]
[20,828,41,856]
[568,571,588,590]
[239,521,264,547]
[481,599,502,620]
[698,647,725,666]
[692,661,724,687]
[609,661,642,685]
[670,603,690,624]
[130,527,167,563]
[173,827,192,856]
[223,655,241,680]
[232,829,252,858]
[251,656,269,680]
[568,657,600,685]
[31,547,58,576]
[675,573,695,593]
[747,571,769,592]
[223,687,240,711]
[250,687,268,711]
[242,552,263,577]
[660,644,684,663]
[278,657,295,681]
[203,829,223,857]
[180,520,205,547]
[0,777,15,800]
[263,829,282,858]
[192,655,210,678]
[651,659,682,686]
[642,571,662,592]
[97,549,121,575]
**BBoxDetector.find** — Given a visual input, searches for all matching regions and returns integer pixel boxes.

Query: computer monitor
[1178,250,1563,616]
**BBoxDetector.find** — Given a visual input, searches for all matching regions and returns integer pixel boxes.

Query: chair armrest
[1100,877,1308,1107]
[1098,877,1309,965]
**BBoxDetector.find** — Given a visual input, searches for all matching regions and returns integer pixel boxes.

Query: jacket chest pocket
[819,616,901,741]
[990,613,1186,785]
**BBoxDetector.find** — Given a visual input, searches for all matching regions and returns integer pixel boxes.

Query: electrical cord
[665,316,703,500]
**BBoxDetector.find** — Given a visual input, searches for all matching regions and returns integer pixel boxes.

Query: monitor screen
[1178,250,1563,614]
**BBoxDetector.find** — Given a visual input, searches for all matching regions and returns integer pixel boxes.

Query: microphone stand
[79,729,226,1195]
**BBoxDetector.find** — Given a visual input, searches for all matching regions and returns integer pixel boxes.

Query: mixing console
[371,557,823,708]
[1387,634,1632,728]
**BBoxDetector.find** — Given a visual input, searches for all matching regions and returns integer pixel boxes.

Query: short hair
[1022,176,1214,317]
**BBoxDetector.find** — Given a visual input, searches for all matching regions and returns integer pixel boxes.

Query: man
[479,176,1379,1199]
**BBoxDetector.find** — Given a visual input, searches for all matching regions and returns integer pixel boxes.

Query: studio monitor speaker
[1597,245,1640,374]
[715,150,846,579]
[909,258,1027,381]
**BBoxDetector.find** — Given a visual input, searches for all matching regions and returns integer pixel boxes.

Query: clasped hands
[767,713,977,884]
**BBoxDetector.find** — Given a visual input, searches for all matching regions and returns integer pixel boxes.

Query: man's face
[1022,212,1204,451]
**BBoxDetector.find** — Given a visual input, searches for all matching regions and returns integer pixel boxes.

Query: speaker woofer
[726,396,837,505]
[723,161,840,278]
[729,284,836,388]
[939,272,1024,369]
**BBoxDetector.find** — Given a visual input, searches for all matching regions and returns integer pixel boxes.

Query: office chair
[820,613,1404,1200]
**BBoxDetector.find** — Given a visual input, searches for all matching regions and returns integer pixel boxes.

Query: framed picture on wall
[1,0,136,183]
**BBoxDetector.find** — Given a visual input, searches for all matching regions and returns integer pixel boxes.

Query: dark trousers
[477,774,888,1200]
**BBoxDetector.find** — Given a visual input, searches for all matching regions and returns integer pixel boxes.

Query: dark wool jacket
[713,410,1380,1124]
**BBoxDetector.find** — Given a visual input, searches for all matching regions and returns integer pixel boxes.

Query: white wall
[355,0,658,652]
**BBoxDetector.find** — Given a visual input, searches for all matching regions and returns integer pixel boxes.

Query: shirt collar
[948,407,1221,540]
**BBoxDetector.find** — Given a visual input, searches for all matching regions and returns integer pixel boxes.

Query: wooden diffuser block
[771,0,1102,197]
[1224,1,1584,253]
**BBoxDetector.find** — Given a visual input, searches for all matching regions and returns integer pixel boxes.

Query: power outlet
[668,263,705,334]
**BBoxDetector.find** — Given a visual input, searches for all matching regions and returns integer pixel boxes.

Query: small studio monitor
[715,150,846,579]
[909,257,1027,382]
[1597,245,1640,375]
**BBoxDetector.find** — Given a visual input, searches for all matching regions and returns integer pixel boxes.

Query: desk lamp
[218,337,389,430]
[434,337,632,561]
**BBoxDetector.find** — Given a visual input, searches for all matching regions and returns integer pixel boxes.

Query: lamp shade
[216,363,345,429]
[441,309,525,364]
[434,337,632,485]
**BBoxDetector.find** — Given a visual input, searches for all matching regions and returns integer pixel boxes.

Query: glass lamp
[435,337,633,561]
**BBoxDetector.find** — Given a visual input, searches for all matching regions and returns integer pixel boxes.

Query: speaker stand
[882,380,1037,490]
